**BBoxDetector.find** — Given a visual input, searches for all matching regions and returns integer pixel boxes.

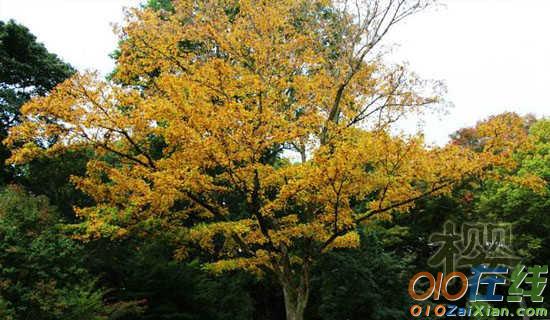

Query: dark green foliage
[0,20,74,95]
[15,149,93,219]
[86,236,255,320]
[306,231,410,320]
[0,187,106,319]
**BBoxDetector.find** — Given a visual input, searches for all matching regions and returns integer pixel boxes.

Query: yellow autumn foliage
[3,0,536,296]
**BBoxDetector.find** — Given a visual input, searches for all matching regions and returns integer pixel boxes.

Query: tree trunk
[277,245,311,320]
[282,283,308,320]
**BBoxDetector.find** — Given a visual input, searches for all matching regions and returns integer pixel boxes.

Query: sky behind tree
[1,0,548,144]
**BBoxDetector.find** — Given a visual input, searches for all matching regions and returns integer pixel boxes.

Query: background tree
[308,230,410,320]
[5,1,538,319]
[472,118,550,309]
[82,233,257,320]
[0,186,126,319]
[0,20,75,185]
[380,115,550,317]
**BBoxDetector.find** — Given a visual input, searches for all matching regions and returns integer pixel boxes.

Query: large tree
[5,1,536,319]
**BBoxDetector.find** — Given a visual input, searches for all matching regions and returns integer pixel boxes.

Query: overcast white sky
[1,0,548,144]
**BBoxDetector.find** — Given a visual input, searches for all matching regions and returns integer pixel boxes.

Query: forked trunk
[277,245,311,320]
[282,279,309,320]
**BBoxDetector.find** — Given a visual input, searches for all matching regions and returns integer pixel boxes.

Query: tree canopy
[4,1,544,319]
